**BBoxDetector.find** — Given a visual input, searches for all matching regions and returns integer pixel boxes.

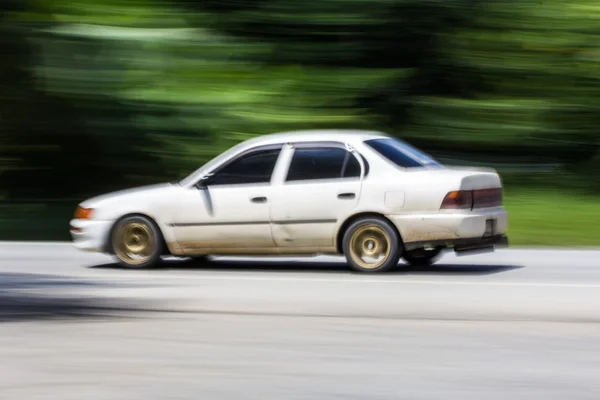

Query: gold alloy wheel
[348,223,392,270]
[114,221,155,266]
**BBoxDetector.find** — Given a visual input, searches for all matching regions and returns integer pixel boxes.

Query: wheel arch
[335,212,404,254]
[104,212,171,256]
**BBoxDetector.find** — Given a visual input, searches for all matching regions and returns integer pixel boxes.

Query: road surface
[1,243,600,400]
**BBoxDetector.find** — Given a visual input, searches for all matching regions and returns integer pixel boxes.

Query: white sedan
[70,130,508,273]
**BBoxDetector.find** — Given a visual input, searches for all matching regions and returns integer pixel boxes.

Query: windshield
[364,138,442,168]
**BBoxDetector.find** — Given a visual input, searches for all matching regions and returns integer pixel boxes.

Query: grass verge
[503,188,600,247]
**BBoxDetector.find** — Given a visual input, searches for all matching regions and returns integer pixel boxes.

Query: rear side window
[286,147,361,182]
[365,138,441,168]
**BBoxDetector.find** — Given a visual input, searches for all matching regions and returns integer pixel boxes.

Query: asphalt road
[1,243,600,400]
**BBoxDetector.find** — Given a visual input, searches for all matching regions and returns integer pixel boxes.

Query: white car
[70,130,508,273]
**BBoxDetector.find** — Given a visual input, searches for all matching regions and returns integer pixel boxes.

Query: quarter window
[286,147,362,182]
[208,148,281,185]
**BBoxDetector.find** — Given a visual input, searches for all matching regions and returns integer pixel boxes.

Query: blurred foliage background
[0,0,598,244]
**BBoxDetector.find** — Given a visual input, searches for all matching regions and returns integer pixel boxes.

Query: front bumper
[70,218,113,252]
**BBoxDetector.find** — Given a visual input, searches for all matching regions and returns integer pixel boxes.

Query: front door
[270,143,364,250]
[172,145,283,253]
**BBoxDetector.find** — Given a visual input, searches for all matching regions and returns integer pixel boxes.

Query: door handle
[250,196,268,203]
[337,193,355,200]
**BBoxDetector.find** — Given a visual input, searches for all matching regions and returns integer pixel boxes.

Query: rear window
[364,138,441,168]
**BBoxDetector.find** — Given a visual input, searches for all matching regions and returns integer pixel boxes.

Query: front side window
[365,138,441,168]
[286,147,362,182]
[208,148,281,185]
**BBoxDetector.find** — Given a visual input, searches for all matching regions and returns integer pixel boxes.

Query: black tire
[110,215,164,269]
[403,248,443,267]
[342,216,402,273]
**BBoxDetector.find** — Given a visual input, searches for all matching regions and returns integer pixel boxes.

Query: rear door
[269,142,364,250]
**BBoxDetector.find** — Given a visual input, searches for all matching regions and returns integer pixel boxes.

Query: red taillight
[473,188,503,208]
[441,188,503,210]
[440,190,473,210]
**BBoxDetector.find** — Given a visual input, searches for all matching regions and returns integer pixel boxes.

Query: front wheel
[403,248,443,266]
[111,215,164,269]
[342,216,402,273]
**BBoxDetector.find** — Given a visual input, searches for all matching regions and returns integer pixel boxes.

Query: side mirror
[194,174,213,189]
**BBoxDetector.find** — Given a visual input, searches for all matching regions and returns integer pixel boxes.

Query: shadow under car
[88,256,524,276]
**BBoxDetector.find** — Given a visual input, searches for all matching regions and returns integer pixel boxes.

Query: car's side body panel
[74,183,184,255]
[170,183,276,251]
[70,129,509,259]
[268,141,363,250]
[270,179,361,249]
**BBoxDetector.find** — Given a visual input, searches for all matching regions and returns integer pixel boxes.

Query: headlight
[74,206,94,220]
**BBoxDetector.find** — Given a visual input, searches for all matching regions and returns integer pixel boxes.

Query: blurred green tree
[1,0,600,201]
[400,0,600,180]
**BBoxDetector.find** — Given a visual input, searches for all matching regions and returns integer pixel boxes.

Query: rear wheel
[342,216,402,273]
[403,247,443,266]
[111,215,164,269]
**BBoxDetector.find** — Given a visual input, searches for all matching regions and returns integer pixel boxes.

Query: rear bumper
[387,208,508,250]
[405,234,509,254]
[452,234,509,254]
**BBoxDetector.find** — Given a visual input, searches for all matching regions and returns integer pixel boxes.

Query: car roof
[240,129,390,148]
[179,129,395,187]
